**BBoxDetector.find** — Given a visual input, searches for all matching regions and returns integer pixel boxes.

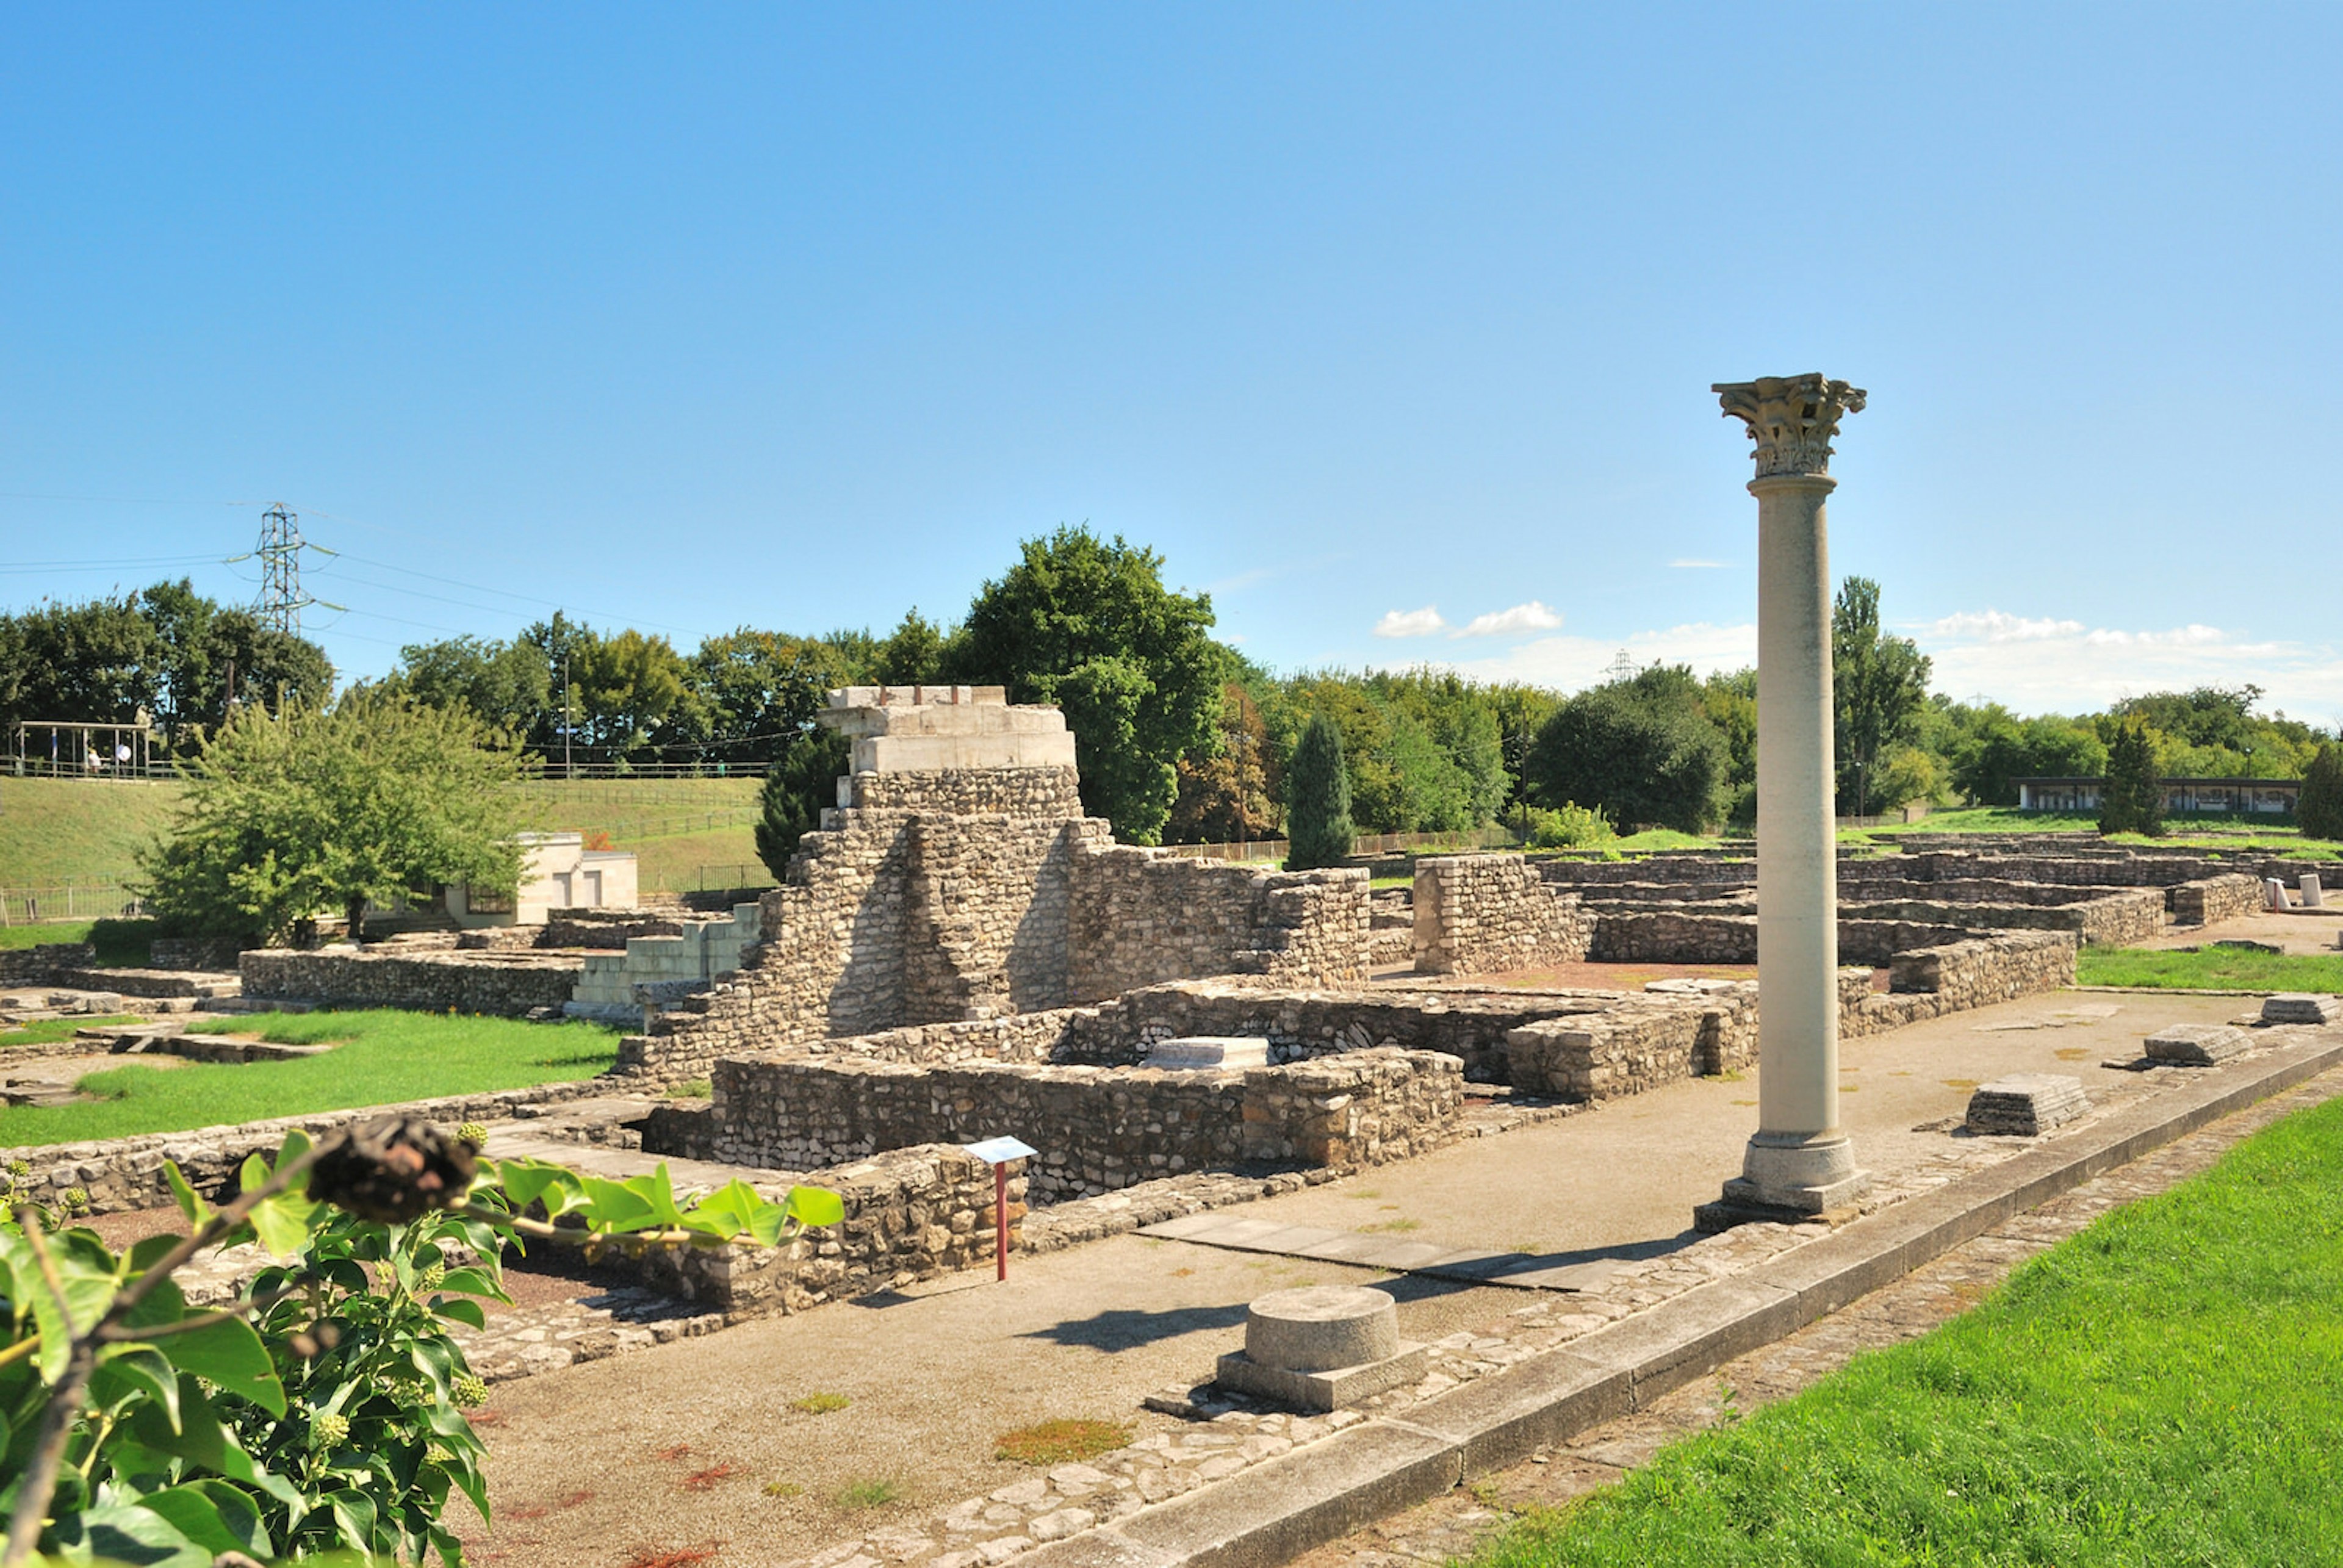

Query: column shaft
[1753,473,1840,1142]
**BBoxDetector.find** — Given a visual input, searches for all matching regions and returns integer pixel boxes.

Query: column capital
[1712,374,1866,478]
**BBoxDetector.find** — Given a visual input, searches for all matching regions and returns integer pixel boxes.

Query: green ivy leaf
[92,1345,182,1431]
[328,1486,380,1554]
[688,1179,764,1242]
[577,1174,660,1233]
[433,1265,506,1303]
[157,1315,285,1417]
[1,1229,119,1383]
[431,1298,486,1331]
[52,1502,212,1567]
[162,1161,214,1231]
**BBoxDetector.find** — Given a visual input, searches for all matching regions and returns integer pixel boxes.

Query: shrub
[755,727,852,879]
[1524,802,1614,849]
[1286,713,1355,870]
[2300,743,2343,841]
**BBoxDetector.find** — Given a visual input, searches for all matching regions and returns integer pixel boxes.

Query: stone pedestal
[1965,1074,2088,1136]
[2302,873,2325,908]
[2262,993,2342,1025]
[2144,1023,2250,1065]
[1214,1284,1425,1411]
[1697,375,1871,1232]
[1149,1035,1272,1070]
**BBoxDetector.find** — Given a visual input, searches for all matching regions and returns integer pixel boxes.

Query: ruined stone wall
[624,1143,1016,1317]
[691,1049,1462,1202]
[0,944,96,986]
[149,937,244,971]
[850,766,1084,818]
[903,815,1100,1020]
[1839,932,2079,1038]
[1411,854,1596,975]
[2172,873,2265,926]
[1066,850,1370,1001]
[239,949,584,1015]
[1504,990,1759,1102]
[1838,888,2165,948]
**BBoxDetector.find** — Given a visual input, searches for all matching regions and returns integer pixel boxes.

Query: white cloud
[1669,558,1728,569]
[1444,622,1759,689]
[1919,608,2343,720]
[1926,610,2084,642]
[1450,600,1563,639]
[1373,606,1448,638]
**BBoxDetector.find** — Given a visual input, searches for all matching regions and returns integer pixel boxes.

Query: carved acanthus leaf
[1711,374,1866,477]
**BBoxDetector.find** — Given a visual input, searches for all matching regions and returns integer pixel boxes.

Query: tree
[943,528,1220,843]
[1286,713,1354,870]
[143,689,527,943]
[2098,717,2166,837]
[873,609,953,685]
[666,628,847,766]
[1832,577,1933,817]
[392,633,553,739]
[2299,743,2343,841]
[755,727,852,879]
[1525,664,1729,833]
[1167,683,1281,844]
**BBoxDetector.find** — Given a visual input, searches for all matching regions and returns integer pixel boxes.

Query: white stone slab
[1148,1035,1272,1070]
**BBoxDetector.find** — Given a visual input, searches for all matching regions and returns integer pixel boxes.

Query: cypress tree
[754,728,852,880]
[2299,743,2343,841]
[1286,713,1355,871]
[2098,718,2166,838]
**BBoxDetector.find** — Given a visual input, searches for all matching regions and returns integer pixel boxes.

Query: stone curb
[1010,1030,2343,1568]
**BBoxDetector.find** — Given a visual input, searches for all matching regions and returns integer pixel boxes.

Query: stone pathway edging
[979,1027,2343,1568]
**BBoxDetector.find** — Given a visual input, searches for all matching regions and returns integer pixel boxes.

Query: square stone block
[2262,993,2342,1025]
[1214,1343,1427,1413]
[2144,1023,2250,1065]
[1965,1073,2088,1136]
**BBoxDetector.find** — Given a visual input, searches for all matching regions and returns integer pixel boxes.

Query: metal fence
[0,885,145,925]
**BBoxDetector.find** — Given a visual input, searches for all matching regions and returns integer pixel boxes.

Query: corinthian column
[1696,374,1870,1231]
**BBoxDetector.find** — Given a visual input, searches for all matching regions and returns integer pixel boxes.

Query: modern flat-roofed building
[2014,776,2301,815]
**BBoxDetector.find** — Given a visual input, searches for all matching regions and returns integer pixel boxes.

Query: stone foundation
[239,948,585,1015]
[1411,855,1593,975]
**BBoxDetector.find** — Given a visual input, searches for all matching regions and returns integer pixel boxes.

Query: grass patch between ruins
[994,1419,1132,1467]
[0,1008,622,1145]
[1466,1090,2343,1567]
[0,1015,144,1048]
[2076,944,2343,991]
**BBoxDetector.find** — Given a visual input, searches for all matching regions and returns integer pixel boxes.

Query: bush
[1285,713,1355,870]
[2300,743,2343,841]
[1525,667,1727,834]
[1524,802,1614,849]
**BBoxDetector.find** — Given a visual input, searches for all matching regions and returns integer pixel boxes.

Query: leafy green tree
[143,579,336,745]
[0,592,162,738]
[755,727,852,878]
[1526,664,1728,833]
[392,633,553,738]
[2099,717,2166,836]
[1167,683,1280,844]
[1286,713,1355,870]
[2298,743,2343,840]
[143,689,526,943]
[943,528,1219,843]
[873,609,954,685]
[1832,577,1932,816]
[668,628,848,766]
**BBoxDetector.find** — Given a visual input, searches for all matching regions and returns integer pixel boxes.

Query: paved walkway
[451,986,2267,1568]
[1287,1061,2343,1568]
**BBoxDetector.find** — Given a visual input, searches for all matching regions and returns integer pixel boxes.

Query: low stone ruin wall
[1504,987,1758,1101]
[239,949,585,1016]
[1068,851,1371,1001]
[677,1048,1463,1203]
[51,966,238,999]
[1840,932,2081,1037]
[1411,854,1595,975]
[1838,888,2165,948]
[567,902,763,1023]
[2172,874,2263,926]
[0,1081,610,1216]
[150,937,245,971]
[624,1142,1016,1317]
[0,944,97,987]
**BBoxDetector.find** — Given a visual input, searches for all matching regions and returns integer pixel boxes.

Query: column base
[1693,1132,1868,1232]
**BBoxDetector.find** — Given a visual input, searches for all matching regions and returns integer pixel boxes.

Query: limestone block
[2262,993,2342,1024]
[1964,1074,2087,1136]
[2303,873,2325,908]
[1148,1036,1271,1070]
[2143,1022,2250,1065]
[1214,1284,1425,1411]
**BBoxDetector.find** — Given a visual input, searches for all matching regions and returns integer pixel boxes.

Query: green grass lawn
[0,917,159,965]
[2077,944,2343,991]
[0,775,769,899]
[0,1015,143,1048]
[0,1009,621,1146]
[1470,1091,2343,1567]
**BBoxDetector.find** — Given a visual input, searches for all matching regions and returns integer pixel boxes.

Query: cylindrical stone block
[1244,1285,1399,1373]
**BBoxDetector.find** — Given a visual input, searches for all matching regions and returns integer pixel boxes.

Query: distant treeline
[4,533,2330,844]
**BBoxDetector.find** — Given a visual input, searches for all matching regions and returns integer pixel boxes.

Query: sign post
[962,1136,1037,1282]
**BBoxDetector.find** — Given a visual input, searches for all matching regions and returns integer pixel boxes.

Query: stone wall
[150,937,245,971]
[1504,987,1758,1102]
[0,944,96,986]
[1411,854,1595,975]
[567,902,763,1023]
[1067,851,1370,1001]
[848,766,1085,818]
[1838,888,2165,948]
[1839,932,2079,1038]
[239,949,584,1015]
[2172,874,2262,926]
[623,1142,1017,1317]
[680,1048,1463,1203]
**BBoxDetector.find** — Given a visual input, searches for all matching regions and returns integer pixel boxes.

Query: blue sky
[5,5,2338,720]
